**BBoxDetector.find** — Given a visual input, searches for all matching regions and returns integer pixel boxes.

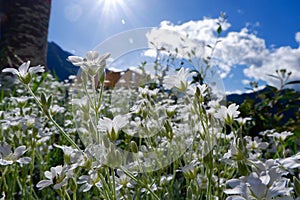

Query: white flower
[68,51,110,77]
[226,160,293,199]
[187,84,208,96]
[0,142,31,166]
[138,86,159,97]
[77,170,102,192]
[214,103,240,124]
[278,153,300,169]
[115,169,133,190]
[236,117,252,126]
[54,144,86,169]
[2,61,44,84]
[245,136,268,152]
[36,165,72,190]
[267,131,293,141]
[163,67,193,91]
[224,179,249,197]
[98,115,128,141]
[98,115,128,133]
[223,140,243,161]
[181,161,198,179]
[12,96,32,106]
[50,105,66,115]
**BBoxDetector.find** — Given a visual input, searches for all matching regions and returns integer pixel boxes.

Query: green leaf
[47,95,53,109]
[293,176,300,196]
[32,71,49,93]
[238,161,249,176]
[40,92,47,105]
[217,26,222,35]
[191,49,196,56]
[267,74,281,80]
[286,80,300,85]
[175,47,178,53]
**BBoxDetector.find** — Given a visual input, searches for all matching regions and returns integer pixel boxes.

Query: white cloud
[146,26,205,59]
[242,79,250,85]
[160,18,231,40]
[243,46,300,89]
[150,18,300,90]
[214,27,269,76]
[226,90,243,95]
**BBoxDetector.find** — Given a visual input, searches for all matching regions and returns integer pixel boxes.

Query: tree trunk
[0,0,51,70]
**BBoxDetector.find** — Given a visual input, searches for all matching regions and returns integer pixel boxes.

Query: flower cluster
[1,49,299,199]
[68,51,110,77]
[2,61,44,84]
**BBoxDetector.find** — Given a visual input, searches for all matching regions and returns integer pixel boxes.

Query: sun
[95,0,128,17]
[87,0,136,40]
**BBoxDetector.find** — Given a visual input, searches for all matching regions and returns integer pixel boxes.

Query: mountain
[46,42,78,81]
[227,85,300,105]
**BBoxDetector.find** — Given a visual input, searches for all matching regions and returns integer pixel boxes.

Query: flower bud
[108,128,119,142]
[130,141,138,153]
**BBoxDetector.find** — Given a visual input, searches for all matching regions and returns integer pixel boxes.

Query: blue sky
[48,0,300,93]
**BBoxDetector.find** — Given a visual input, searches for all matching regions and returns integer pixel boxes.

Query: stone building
[0,0,51,70]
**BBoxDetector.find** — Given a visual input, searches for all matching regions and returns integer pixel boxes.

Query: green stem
[25,84,81,151]
[111,168,116,199]
[206,167,213,200]
[120,167,160,200]
[73,192,77,200]
[99,171,113,200]
[1,166,9,192]
[91,76,98,113]
[82,77,96,112]
[29,139,36,198]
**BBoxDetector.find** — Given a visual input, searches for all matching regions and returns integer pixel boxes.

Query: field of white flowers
[0,50,299,200]
[1,20,300,199]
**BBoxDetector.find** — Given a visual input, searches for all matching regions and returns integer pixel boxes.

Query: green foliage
[237,69,300,155]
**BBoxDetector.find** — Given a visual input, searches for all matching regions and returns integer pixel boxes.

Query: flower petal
[79,183,93,192]
[98,117,113,133]
[13,146,26,158]
[67,56,84,66]
[18,61,30,77]
[16,157,31,165]
[2,68,20,76]
[226,196,246,200]
[29,65,45,75]
[44,171,52,179]
[0,159,13,165]
[0,142,12,156]
[113,115,128,132]
[97,52,111,64]
[36,180,53,189]
[86,51,98,62]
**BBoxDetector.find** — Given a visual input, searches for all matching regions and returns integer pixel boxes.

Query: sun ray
[92,0,132,22]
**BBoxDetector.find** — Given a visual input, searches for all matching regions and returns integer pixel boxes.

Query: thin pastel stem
[82,77,96,111]
[99,171,113,200]
[29,139,36,198]
[25,84,81,151]
[120,166,160,200]
[111,167,116,199]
